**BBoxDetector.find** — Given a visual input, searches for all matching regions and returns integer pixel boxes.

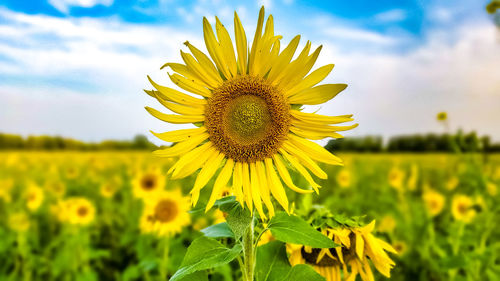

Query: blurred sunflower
[140,189,191,237]
[377,215,396,233]
[145,7,357,218]
[407,164,418,191]
[445,176,459,191]
[486,181,497,196]
[100,176,122,198]
[0,178,14,202]
[422,189,445,217]
[436,111,447,121]
[25,183,44,211]
[451,195,476,223]
[67,197,96,226]
[132,168,166,199]
[336,169,351,188]
[44,179,66,198]
[392,240,408,256]
[388,167,405,190]
[287,221,396,281]
[8,212,31,232]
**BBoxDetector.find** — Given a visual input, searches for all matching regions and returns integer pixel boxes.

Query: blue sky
[0,0,499,142]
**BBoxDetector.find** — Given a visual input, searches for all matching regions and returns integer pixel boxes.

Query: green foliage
[201,223,235,239]
[170,237,242,281]
[267,212,337,248]
[255,241,294,281]
[218,197,253,241]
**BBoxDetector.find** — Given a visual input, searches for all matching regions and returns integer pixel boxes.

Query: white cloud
[374,9,407,23]
[49,0,114,13]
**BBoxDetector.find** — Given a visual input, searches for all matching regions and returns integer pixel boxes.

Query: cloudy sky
[0,0,499,144]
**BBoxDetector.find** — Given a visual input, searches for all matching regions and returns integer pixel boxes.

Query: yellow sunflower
[422,189,445,217]
[25,183,44,211]
[407,164,418,191]
[486,181,497,196]
[436,111,447,121]
[132,168,166,199]
[445,176,459,191]
[67,197,96,226]
[8,212,31,233]
[0,178,14,203]
[100,176,122,198]
[44,179,66,198]
[392,240,408,256]
[451,194,476,223]
[140,189,191,237]
[145,7,357,218]
[287,221,396,281]
[377,215,396,233]
[336,169,352,189]
[388,166,405,191]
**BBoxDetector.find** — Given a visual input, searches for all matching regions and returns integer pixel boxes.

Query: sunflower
[0,178,14,203]
[287,221,396,281]
[336,169,351,189]
[67,197,96,226]
[145,7,357,218]
[44,179,66,198]
[132,168,166,199]
[422,189,445,217]
[451,194,476,223]
[25,183,44,211]
[436,111,447,121]
[392,240,408,256]
[100,176,122,198]
[8,212,30,232]
[407,164,418,191]
[446,176,459,191]
[140,189,191,237]
[377,215,396,233]
[486,181,497,196]
[388,167,405,191]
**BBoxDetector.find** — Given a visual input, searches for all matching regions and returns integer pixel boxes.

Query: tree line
[1,131,499,152]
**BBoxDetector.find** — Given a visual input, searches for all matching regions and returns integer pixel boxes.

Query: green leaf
[222,201,252,241]
[169,237,242,281]
[281,264,325,281]
[255,241,291,281]
[201,223,235,239]
[177,271,209,281]
[268,212,337,248]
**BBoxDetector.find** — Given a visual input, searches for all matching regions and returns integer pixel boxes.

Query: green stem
[161,237,170,279]
[242,215,255,281]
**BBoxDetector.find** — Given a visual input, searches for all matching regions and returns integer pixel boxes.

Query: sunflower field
[1,151,499,281]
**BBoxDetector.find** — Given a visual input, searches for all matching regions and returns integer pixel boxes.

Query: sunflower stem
[242,214,255,281]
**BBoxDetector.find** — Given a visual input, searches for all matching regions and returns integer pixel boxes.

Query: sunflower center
[457,203,468,214]
[77,206,88,217]
[141,174,156,190]
[205,75,290,163]
[154,199,178,223]
[301,247,339,267]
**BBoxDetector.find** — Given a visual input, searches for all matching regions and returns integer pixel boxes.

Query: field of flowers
[0,152,499,281]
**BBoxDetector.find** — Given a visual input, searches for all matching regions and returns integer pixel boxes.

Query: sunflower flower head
[287,221,396,281]
[436,111,447,121]
[145,7,357,218]
[8,212,31,233]
[140,189,191,237]
[67,197,96,226]
[25,183,44,211]
[451,194,476,223]
[422,189,445,217]
[132,167,166,199]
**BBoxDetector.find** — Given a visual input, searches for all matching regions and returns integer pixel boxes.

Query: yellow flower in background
[287,221,396,281]
[388,167,405,190]
[67,197,96,226]
[422,189,445,217]
[45,179,66,198]
[213,209,227,224]
[486,182,497,196]
[451,195,476,223]
[140,189,191,237]
[8,212,31,232]
[25,183,44,211]
[377,215,396,233]
[436,111,447,121]
[0,178,14,202]
[446,176,459,191]
[65,165,80,179]
[100,177,122,198]
[145,7,357,218]
[392,240,408,256]
[132,168,166,199]
[336,169,351,188]
[407,164,418,191]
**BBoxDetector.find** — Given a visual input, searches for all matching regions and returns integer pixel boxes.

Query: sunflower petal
[285,64,334,96]
[282,141,327,179]
[279,148,321,193]
[147,76,206,106]
[151,127,206,143]
[152,132,208,157]
[267,35,300,83]
[152,91,205,115]
[215,16,237,77]
[170,143,215,179]
[191,151,225,206]
[206,159,234,211]
[248,6,265,75]
[288,134,343,165]
[233,161,245,207]
[264,158,289,213]
[290,110,354,124]
[288,84,347,105]
[256,161,275,217]
[183,41,222,83]
[168,73,212,98]
[241,162,254,212]
[290,126,344,140]
[271,154,314,194]
[145,107,204,124]
[180,51,220,89]
[249,162,266,219]
[234,12,248,74]
[203,17,231,79]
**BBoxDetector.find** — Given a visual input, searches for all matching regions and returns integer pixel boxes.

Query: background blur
[1,1,500,281]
